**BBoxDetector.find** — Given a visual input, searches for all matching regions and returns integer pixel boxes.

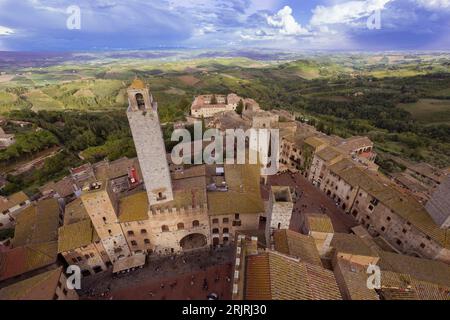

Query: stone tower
[265,186,294,248]
[126,79,174,205]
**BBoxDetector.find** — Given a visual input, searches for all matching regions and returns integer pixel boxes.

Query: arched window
[161,225,169,232]
[192,220,200,228]
[135,93,145,110]
[177,223,184,230]
[223,228,229,233]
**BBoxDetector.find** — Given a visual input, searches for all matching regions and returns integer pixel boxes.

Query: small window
[235,213,240,220]
[192,220,200,227]
[212,218,219,224]
[127,230,134,236]
[161,225,169,232]
[144,239,150,244]
[223,218,229,223]
[396,239,402,246]
[223,228,229,233]
[141,229,147,234]
[381,226,386,232]
[177,223,184,230]
[212,228,219,234]
[402,229,407,234]
[368,205,374,211]
[386,216,391,221]
[420,243,425,249]
[131,240,137,246]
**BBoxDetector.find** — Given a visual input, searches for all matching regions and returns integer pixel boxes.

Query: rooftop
[207,164,264,216]
[118,191,149,223]
[0,191,29,213]
[305,214,334,234]
[0,267,63,300]
[331,233,379,259]
[58,219,95,253]
[245,251,342,300]
[273,229,322,267]
[129,79,146,89]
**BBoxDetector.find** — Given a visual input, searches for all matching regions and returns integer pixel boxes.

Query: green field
[398,99,450,123]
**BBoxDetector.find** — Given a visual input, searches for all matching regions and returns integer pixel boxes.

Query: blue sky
[0,0,449,51]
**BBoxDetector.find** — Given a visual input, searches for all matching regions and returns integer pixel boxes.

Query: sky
[0,0,449,51]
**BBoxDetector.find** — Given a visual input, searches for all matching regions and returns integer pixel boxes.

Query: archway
[180,233,207,251]
[135,93,145,110]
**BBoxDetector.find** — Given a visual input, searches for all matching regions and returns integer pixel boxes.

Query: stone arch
[135,93,145,110]
[180,233,207,251]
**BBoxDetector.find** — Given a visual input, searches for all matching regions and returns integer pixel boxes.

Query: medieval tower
[126,79,174,205]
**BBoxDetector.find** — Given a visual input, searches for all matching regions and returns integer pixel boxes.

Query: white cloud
[310,0,392,26]
[416,0,450,10]
[0,26,14,35]
[267,6,309,35]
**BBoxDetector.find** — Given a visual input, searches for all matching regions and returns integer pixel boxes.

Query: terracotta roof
[0,267,62,300]
[0,191,29,213]
[378,251,450,288]
[0,242,58,281]
[245,251,342,300]
[331,233,378,258]
[118,191,149,223]
[12,199,60,247]
[305,214,334,233]
[58,219,95,253]
[338,136,373,153]
[63,198,89,225]
[304,136,327,150]
[380,270,449,300]
[333,257,380,300]
[425,176,450,227]
[316,146,343,163]
[273,229,322,266]
[129,79,146,89]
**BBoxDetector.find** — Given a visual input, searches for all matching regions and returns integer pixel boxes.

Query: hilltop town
[0,79,449,300]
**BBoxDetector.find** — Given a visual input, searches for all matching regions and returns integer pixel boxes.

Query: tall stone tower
[126,79,174,205]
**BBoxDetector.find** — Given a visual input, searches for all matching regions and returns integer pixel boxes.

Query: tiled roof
[333,257,379,300]
[378,251,450,288]
[12,198,60,247]
[316,146,343,163]
[129,79,146,89]
[0,242,58,281]
[63,198,89,225]
[331,233,378,258]
[0,267,62,300]
[118,191,149,223]
[273,229,322,266]
[245,251,342,300]
[208,164,264,216]
[58,219,95,253]
[0,191,29,213]
[380,270,449,300]
[304,136,327,149]
[338,136,373,153]
[305,214,334,233]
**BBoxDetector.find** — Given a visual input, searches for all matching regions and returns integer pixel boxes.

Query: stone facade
[61,242,109,276]
[81,182,131,263]
[127,80,174,206]
[265,186,294,247]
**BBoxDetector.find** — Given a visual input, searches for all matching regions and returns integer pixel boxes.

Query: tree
[236,99,244,115]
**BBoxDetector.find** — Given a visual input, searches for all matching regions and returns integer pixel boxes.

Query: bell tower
[126,79,174,205]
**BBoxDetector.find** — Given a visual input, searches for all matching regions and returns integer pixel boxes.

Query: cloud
[310,0,392,26]
[416,0,450,10]
[0,26,14,35]
[267,6,309,35]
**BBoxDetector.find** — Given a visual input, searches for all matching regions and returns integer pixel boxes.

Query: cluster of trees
[0,129,59,163]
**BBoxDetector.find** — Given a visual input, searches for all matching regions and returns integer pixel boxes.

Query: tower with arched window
[126,79,174,205]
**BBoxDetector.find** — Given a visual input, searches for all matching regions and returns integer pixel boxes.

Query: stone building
[300,213,334,257]
[80,181,131,264]
[425,176,450,228]
[0,191,31,230]
[0,127,15,149]
[127,79,173,206]
[265,186,294,248]
[190,93,260,118]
